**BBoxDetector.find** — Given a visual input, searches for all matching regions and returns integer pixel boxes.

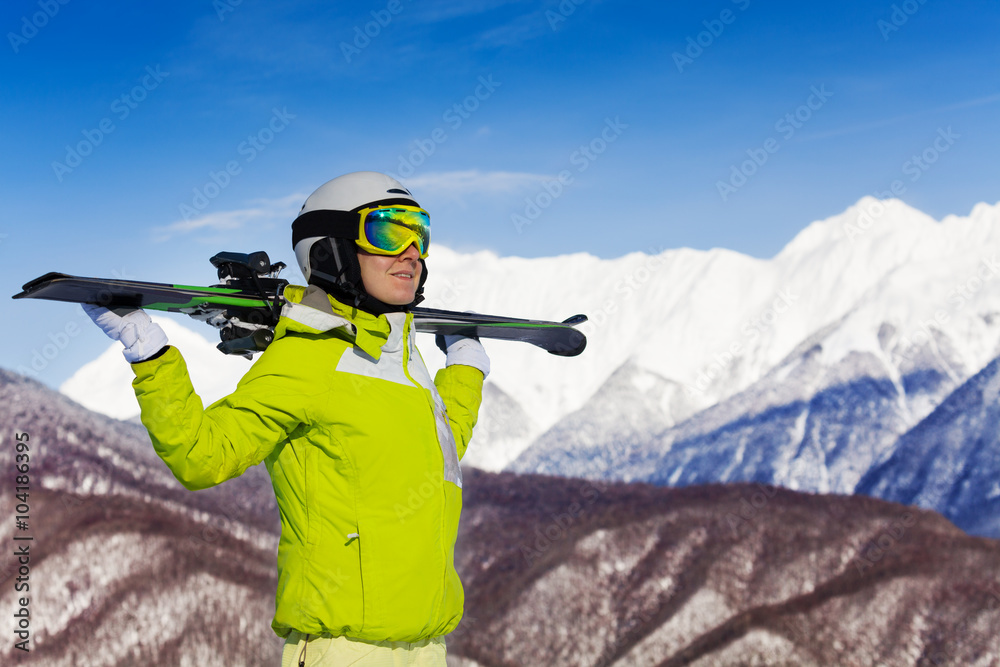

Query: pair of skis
[13,251,587,358]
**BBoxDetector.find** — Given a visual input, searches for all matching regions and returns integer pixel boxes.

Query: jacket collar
[276,285,409,361]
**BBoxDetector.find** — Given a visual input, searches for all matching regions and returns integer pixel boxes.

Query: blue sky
[2,0,999,386]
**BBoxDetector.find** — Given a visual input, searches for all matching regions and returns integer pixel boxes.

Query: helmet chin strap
[308,238,426,315]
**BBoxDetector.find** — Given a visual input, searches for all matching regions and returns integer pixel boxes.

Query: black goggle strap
[292,198,418,248]
[292,210,357,248]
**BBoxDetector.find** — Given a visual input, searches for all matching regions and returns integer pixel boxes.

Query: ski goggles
[355,205,431,258]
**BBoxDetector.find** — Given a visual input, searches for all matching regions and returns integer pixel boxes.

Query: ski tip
[545,329,587,357]
[547,340,586,357]
[13,272,73,298]
[561,314,588,326]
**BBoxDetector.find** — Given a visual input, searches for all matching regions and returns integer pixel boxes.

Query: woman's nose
[399,243,420,261]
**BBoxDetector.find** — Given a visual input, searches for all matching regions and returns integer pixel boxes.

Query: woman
[85,171,488,666]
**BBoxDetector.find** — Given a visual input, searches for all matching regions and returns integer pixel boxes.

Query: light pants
[281,631,447,667]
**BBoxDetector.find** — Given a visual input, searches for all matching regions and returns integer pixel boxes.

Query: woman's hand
[83,304,169,363]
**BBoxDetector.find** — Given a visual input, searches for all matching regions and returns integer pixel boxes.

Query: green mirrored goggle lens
[363,208,430,256]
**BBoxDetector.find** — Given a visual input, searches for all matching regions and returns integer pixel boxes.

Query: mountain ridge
[47,197,1000,539]
[3,369,1000,665]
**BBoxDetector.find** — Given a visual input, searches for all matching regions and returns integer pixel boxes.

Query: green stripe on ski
[11,268,586,356]
[142,295,273,311]
[171,284,244,293]
[136,284,274,310]
[421,320,557,329]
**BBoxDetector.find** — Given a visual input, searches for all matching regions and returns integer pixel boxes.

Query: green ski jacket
[130,285,484,642]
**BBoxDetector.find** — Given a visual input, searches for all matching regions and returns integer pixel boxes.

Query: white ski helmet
[291,171,428,313]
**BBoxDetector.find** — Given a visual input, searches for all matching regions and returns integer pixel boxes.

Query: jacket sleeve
[130,342,319,491]
[434,364,484,461]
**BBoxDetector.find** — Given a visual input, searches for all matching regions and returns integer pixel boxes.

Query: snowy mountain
[0,368,282,666]
[61,316,260,420]
[857,356,1000,538]
[5,369,1000,666]
[452,470,1000,667]
[509,316,966,494]
[507,198,1000,529]
[59,197,1000,521]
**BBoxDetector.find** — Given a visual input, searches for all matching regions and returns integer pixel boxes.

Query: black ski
[13,251,587,357]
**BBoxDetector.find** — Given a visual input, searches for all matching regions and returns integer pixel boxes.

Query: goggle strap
[292,198,419,247]
[292,210,357,247]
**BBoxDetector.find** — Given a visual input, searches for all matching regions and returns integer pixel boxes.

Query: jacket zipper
[298,633,310,667]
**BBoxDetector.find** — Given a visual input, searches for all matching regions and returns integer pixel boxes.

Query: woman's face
[356,242,422,306]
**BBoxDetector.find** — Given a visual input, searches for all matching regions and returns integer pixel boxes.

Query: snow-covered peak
[59,196,1000,472]
[61,317,253,419]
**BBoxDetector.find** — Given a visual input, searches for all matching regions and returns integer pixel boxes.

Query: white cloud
[151,172,552,242]
[153,193,305,242]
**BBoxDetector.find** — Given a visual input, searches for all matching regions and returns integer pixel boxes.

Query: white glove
[437,334,490,379]
[83,304,169,363]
